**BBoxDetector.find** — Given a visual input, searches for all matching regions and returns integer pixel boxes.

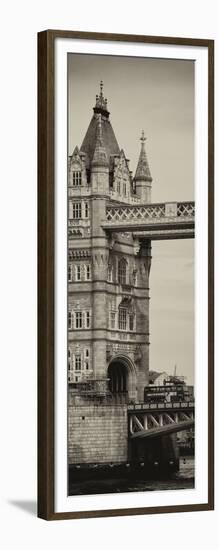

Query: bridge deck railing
[128,401,195,412]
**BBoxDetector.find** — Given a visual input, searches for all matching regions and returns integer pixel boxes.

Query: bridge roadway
[128,401,195,440]
[101,201,195,240]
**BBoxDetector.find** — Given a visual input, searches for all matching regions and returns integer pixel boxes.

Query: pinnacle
[93,81,109,118]
[135,131,152,182]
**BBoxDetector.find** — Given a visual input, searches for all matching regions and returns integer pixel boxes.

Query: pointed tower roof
[80,82,120,169]
[92,114,108,167]
[135,131,152,182]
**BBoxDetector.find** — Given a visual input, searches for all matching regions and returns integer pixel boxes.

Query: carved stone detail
[68,249,91,260]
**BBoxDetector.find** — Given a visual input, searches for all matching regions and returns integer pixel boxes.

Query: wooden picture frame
[38,30,214,520]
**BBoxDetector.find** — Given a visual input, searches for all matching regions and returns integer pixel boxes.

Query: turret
[135,131,152,203]
[91,113,109,195]
[80,81,120,176]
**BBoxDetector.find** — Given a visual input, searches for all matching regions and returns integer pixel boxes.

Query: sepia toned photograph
[67,53,195,496]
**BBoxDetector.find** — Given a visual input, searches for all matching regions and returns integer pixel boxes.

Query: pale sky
[68,53,194,385]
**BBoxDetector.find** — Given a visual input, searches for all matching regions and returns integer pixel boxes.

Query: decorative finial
[94,81,110,118]
[140,130,146,143]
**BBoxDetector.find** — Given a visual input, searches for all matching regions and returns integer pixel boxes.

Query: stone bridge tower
[68,82,152,403]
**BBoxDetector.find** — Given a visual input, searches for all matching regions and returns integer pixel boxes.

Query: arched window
[75,265,82,281]
[118,258,127,285]
[75,311,82,329]
[85,264,91,280]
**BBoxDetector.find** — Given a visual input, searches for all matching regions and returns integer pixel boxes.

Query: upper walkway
[102,201,195,240]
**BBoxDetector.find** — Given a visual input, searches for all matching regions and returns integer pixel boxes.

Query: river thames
[69,456,194,496]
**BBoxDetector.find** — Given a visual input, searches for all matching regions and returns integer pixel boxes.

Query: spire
[135,131,152,182]
[93,81,110,118]
[92,114,109,167]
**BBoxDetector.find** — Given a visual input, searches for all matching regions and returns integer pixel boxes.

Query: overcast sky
[68,53,195,385]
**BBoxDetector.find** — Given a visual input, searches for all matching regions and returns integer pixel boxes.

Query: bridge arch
[107,355,137,402]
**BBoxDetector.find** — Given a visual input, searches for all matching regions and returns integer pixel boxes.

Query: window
[123,182,126,195]
[85,361,89,371]
[72,202,82,219]
[75,355,82,370]
[118,258,127,285]
[85,349,89,358]
[68,349,71,370]
[85,264,91,280]
[119,308,127,331]
[110,311,116,329]
[108,264,113,282]
[85,311,91,328]
[73,171,82,186]
[68,264,72,282]
[75,265,82,281]
[85,202,89,218]
[117,180,121,194]
[68,311,72,329]
[129,313,134,331]
[75,311,82,329]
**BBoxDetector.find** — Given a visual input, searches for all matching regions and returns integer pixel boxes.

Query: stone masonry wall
[68,401,128,465]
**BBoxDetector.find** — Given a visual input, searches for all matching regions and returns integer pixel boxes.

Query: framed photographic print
[38,30,214,520]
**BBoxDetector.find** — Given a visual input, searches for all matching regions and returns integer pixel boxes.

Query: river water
[69,456,194,496]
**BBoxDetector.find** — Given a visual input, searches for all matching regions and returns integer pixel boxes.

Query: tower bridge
[68,82,195,475]
[102,201,195,239]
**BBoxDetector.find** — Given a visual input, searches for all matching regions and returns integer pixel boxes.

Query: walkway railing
[105,201,194,223]
[102,201,195,238]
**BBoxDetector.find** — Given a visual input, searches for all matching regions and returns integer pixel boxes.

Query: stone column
[90,119,109,382]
